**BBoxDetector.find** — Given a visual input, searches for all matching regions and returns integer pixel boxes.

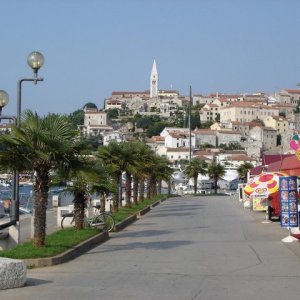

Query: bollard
[52,195,60,207]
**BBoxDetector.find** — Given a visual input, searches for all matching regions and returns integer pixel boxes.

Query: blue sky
[0,0,300,116]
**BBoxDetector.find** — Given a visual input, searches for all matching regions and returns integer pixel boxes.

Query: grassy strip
[0,194,168,259]
[0,227,100,259]
[113,195,166,223]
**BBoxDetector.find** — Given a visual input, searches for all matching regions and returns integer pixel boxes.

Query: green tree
[68,109,84,129]
[97,142,126,211]
[106,108,119,120]
[184,158,208,194]
[125,141,153,204]
[208,161,226,194]
[0,111,80,247]
[83,102,97,110]
[54,157,115,229]
[237,162,253,182]
[121,142,140,208]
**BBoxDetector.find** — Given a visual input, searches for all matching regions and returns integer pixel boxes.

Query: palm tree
[153,156,173,195]
[184,158,208,194]
[55,158,115,230]
[0,110,80,247]
[97,141,124,212]
[237,162,253,182]
[143,153,171,198]
[121,142,140,208]
[208,161,226,194]
[127,141,153,205]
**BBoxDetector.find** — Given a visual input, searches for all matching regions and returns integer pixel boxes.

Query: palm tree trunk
[193,174,198,194]
[132,176,139,205]
[73,191,85,230]
[150,176,156,197]
[33,169,50,247]
[214,177,218,194]
[138,177,145,202]
[125,172,131,208]
[100,194,105,213]
[157,180,162,195]
[167,178,172,195]
[112,172,121,212]
[146,177,151,199]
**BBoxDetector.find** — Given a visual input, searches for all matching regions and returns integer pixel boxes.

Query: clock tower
[150,59,158,98]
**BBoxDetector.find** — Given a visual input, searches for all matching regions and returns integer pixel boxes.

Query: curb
[114,214,138,231]
[24,231,109,268]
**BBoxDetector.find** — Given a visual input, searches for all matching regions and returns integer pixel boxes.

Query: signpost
[280,176,299,243]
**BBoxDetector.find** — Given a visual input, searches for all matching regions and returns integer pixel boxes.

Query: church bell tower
[150,60,158,98]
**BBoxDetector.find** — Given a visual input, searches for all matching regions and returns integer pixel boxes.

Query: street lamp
[0,90,9,114]
[0,52,44,238]
[13,52,44,236]
[17,51,44,125]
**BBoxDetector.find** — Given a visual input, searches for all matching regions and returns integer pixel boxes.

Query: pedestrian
[3,198,11,215]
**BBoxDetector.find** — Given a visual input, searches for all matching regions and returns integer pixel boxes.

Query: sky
[0,0,300,116]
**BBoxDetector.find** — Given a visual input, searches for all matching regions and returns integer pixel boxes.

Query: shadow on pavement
[115,229,173,238]
[86,240,195,254]
[26,278,53,287]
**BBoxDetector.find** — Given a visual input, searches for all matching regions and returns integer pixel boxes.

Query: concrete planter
[114,215,137,231]
[137,206,151,216]
[24,231,109,268]
[151,200,161,208]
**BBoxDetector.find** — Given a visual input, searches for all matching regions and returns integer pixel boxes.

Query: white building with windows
[220,102,279,123]
[81,108,113,137]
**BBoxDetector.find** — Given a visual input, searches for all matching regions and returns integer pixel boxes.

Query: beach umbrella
[244,172,288,197]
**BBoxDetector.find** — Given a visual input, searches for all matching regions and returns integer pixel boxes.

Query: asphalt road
[2,194,300,300]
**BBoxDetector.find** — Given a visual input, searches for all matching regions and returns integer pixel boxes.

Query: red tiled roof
[193,129,216,135]
[151,136,165,142]
[281,155,300,170]
[217,130,240,134]
[226,154,255,161]
[250,165,264,176]
[267,160,284,172]
[193,150,213,156]
[112,91,149,95]
[167,148,189,152]
[284,89,300,94]
[262,154,293,166]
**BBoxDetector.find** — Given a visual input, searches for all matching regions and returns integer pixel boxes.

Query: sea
[0,184,73,212]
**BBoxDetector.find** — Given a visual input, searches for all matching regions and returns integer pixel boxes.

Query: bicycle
[60,205,115,232]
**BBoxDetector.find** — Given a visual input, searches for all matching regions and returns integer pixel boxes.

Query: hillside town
[78,61,300,189]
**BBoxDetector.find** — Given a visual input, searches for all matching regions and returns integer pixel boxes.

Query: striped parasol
[244,172,288,196]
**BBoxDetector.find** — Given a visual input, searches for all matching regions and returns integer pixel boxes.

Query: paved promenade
[2,194,300,299]
[19,209,59,243]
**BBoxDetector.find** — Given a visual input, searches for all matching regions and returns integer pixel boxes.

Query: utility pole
[189,85,192,163]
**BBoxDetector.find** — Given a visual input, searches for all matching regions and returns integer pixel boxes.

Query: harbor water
[0,185,73,214]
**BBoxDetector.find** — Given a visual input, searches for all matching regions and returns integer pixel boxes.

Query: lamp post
[10,52,44,244]
[0,52,44,239]
[15,51,44,220]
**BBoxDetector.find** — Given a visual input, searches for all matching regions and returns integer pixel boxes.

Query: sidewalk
[17,208,60,243]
